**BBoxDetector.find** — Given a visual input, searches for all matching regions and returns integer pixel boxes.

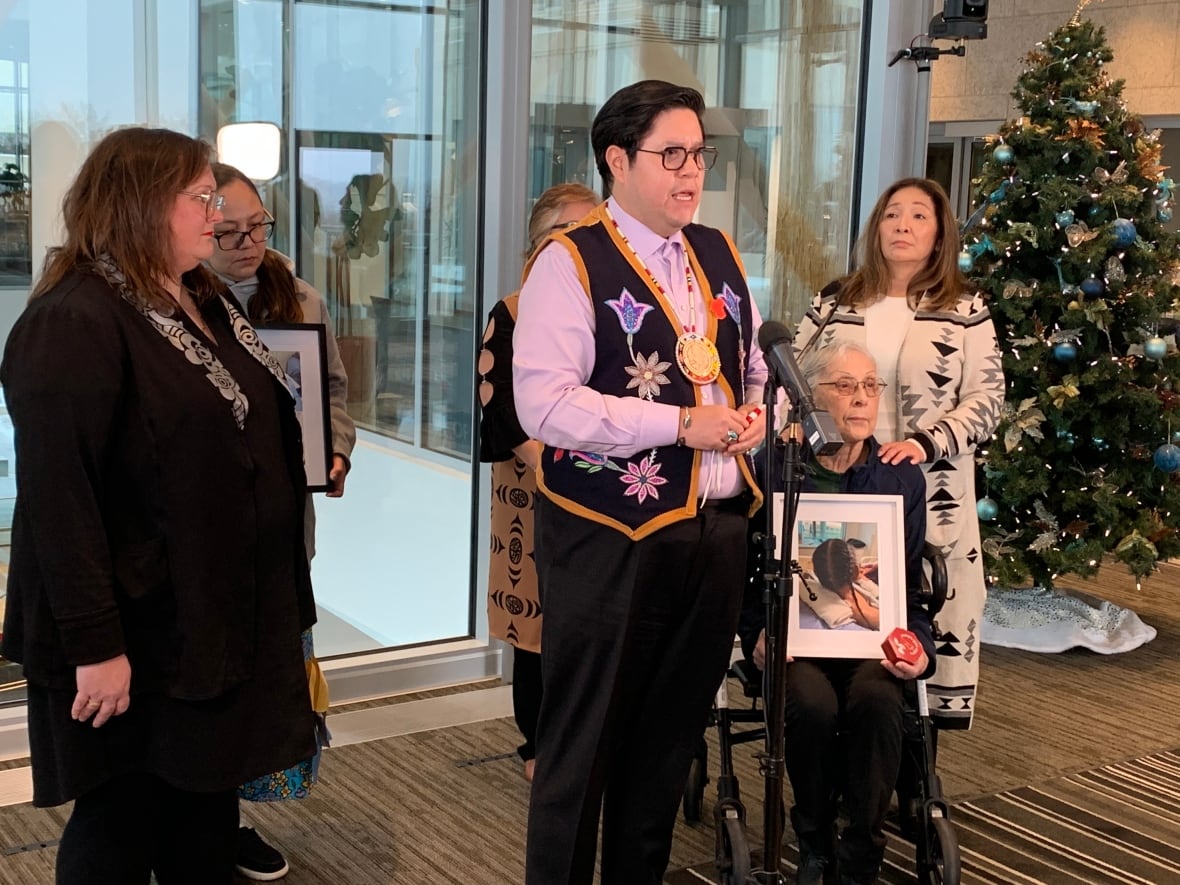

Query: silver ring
[726,430,739,442]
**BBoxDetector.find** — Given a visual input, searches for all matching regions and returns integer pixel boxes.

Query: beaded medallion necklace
[605,205,721,385]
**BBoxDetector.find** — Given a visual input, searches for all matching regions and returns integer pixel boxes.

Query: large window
[528,0,867,324]
[0,4,29,289]
[199,0,484,656]
[0,0,887,726]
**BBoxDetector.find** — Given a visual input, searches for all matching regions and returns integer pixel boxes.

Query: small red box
[882,627,923,666]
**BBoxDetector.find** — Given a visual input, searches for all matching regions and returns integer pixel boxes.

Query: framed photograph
[256,324,332,492]
[772,492,907,659]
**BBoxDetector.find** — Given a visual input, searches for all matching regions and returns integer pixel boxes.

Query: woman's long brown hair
[32,127,223,308]
[211,163,302,324]
[836,177,966,312]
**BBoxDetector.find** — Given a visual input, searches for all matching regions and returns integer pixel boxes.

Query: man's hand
[726,403,766,455]
[683,405,749,453]
[73,655,132,728]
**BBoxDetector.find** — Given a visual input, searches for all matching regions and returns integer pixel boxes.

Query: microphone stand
[749,378,805,883]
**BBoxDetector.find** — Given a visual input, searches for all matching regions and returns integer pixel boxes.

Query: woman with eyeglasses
[205,161,355,881]
[745,341,935,885]
[793,178,1003,737]
[0,128,318,883]
[208,162,355,513]
[478,182,597,784]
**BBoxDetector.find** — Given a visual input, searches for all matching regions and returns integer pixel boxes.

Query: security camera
[929,0,988,41]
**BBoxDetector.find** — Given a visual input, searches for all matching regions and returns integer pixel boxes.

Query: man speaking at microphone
[512,79,769,885]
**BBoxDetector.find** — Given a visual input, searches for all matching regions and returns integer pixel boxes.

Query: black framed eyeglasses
[633,146,719,172]
[816,377,888,398]
[179,190,226,220]
[214,213,276,250]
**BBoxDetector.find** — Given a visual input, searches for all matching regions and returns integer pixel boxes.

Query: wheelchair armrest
[921,542,949,617]
[729,657,763,699]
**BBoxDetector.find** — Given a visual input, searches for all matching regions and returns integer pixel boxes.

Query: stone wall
[930,0,1180,123]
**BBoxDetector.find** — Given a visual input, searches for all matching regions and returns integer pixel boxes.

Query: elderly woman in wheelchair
[746,340,936,885]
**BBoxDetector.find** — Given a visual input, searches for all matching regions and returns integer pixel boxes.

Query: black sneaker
[796,844,838,885]
[235,827,289,881]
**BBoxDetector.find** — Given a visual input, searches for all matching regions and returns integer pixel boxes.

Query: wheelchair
[684,543,961,885]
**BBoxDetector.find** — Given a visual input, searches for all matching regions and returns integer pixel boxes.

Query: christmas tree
[966,7,1180,590]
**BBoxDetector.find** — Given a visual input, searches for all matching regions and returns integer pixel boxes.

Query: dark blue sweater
[741,435,937,678]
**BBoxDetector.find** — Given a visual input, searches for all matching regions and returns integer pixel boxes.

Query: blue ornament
[977,497,999,522]
[1145,336,1168,360]
[957,250,974,273]
[1056,210,1075,227]
[1093,437,1108,451]
[1088,204,1105,221]
[1079,277,1104,298]
[1053,341,1077,361]
[988,183,1009,204]
[1172,430,1180,445]
[993,144,1014,166]
[1154,444,1180,473]
[1112,218,1138,247]
[1057,429,1076,448]
[968,235,994,258]
[1159,207,1173,223]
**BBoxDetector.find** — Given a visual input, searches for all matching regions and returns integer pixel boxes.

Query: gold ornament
[1065,222,1100,247]
[1093,160,1128,185]
[1056,118,1105,147]
[1047,376,1081,410]
[1003,397,1047,452]
[1003,279,1034,299]
[1136,140,1167,180]
[1016,116,1052,137]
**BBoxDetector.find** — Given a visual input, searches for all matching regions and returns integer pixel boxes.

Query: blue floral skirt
[238,628,331,802]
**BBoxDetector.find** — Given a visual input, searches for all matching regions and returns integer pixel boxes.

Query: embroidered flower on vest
[625,351,672,399]
[619,454,668,503]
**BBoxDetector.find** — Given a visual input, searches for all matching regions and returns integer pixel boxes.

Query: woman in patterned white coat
[794,178,1004,730]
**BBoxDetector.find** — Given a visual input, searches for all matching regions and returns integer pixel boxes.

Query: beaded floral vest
[536,208,757,540]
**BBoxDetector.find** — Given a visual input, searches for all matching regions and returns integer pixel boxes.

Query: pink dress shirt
[512,197,768,500]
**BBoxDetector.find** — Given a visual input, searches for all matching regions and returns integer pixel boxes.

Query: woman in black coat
[0,127,317,884]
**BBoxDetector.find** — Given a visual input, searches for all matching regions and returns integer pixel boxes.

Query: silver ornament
[1104,256,1126,285]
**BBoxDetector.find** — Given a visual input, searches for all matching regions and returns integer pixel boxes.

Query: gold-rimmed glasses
[179,191,226,220]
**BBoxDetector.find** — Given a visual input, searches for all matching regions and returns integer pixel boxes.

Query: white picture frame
[772,492,908,659]
[256,324,331,492]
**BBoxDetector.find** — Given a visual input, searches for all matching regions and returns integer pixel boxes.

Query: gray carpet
[2,563,1180,883]
[673,747,1180,884]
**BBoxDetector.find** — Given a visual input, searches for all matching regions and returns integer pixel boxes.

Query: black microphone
[757,320,844,456]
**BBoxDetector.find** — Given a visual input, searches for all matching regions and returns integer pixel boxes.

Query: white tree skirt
[982,585,1156,654]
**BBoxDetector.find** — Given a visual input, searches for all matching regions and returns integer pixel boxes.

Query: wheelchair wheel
[918,817,961,885]
[683,754,706,823]
[718,814,751,885]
